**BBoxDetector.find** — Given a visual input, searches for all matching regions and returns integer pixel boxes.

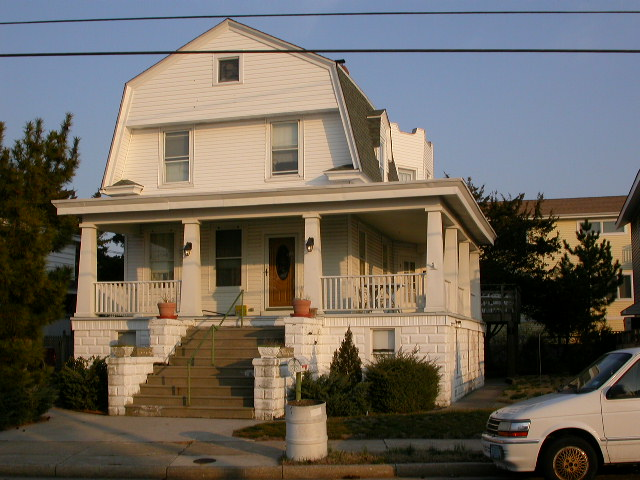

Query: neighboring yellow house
[529,196,633,331]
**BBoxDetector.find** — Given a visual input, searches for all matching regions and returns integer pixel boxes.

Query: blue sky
[1,0,638,200]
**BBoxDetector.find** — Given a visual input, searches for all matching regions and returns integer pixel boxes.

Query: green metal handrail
[187,290,244,406]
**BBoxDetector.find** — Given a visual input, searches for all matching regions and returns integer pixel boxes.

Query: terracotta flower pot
[157,302,177,318]
[292,298,311,316]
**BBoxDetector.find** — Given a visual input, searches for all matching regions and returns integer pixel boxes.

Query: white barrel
[285,401,328,461]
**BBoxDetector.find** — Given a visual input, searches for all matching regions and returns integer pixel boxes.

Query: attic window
[215,56,241,84]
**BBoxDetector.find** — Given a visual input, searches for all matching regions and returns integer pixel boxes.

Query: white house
[54,19,495,417]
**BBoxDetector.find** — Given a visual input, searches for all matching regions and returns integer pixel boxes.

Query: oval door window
[276,245,291,280]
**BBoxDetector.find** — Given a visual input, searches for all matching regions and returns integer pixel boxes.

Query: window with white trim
[618,274,633,300]
[215,229,242,287]
[150,233,175,280]
[214,55,242,84]
[163,130,190,183]
[398,168,416,182]
[578,220,625,235]
[372,329,395,356]
[271,121,299,176]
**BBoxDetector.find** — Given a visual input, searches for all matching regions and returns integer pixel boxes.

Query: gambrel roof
[101,19,400,192]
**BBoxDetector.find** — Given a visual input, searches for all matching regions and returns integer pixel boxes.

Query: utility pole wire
[2,48,640,58]
[2,10,640,26]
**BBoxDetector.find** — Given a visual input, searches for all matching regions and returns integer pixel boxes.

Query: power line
[2,48,640,58]
[2,10,640,26]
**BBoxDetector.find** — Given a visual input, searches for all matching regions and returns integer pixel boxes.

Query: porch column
[459,241,471,317]
[303,213,322,313]
[470,250,481,320]
[444,228,459,313]
[180,219,202,317]
[426,210,445,310]
[76,223,98,317]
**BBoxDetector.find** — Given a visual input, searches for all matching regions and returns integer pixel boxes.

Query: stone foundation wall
[107,356,156,416]
[283,313,485,406]
[72,318,151,358]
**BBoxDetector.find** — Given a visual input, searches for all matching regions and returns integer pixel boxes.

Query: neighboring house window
[271,121,299,176]
[618,274,633,300]
[358,230,367,276]
[216,229,242,287]
[163,130,190,183]
[372,329,395,356]
[398,168,416,182]
[217,56,240,83]
[579,220,625,235]
[150,233,174,280]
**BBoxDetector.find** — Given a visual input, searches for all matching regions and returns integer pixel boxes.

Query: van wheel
[540,435,598,480]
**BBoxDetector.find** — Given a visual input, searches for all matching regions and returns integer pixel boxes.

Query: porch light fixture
[183,242,193,257]
[305,237,315,252]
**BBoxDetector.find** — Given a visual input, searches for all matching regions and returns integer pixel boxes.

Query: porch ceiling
[357,210,427,244]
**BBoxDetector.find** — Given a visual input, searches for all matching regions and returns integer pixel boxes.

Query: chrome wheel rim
[552,446,590,480]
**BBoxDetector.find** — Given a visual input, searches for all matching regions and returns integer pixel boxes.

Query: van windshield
[561,352,632,393]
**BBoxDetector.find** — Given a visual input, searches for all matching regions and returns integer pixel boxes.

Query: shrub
[55,356,108,412]
[366,349,441,413]
[330,326,362,383]
[0,339,57,430]
[300,371,370,417]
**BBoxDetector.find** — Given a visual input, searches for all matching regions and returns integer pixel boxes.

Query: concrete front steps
[125,326,284,419]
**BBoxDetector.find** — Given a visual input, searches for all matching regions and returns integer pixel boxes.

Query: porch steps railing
[321,273,426,312]
[125,326,284,419]
[94,281,181,316]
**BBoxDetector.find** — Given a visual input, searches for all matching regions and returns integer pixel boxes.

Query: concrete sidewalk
[0,380,508,479]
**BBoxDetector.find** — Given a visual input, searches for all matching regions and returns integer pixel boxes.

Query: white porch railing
[94,281,182,316]
[321,273,426,312]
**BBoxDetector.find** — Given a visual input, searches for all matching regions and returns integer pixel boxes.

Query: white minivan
[482,347,640,480]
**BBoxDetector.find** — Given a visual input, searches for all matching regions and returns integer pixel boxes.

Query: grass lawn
[234,409,494,441]
[234,375,569,441]
[282,445,488,465]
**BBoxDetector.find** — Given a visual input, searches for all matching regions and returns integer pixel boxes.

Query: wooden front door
[268,237,295,307]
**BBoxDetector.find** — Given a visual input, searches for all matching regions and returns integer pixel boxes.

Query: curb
[0,462,501,479]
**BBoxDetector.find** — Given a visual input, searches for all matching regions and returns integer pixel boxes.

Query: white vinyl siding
[126,28,337,127]
[390,123,433,180]
[120,112,348,195]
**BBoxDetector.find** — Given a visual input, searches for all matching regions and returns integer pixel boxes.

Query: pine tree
[0,115,80,428]
[329,326,362,383]
[538,221,623,341]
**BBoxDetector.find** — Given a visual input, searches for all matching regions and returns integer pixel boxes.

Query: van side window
[607,361,640,400]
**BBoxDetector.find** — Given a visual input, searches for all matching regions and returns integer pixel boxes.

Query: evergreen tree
[329,326,362,383]
[537,221,623,341]
[0,115,79,428]
[465,179,561,319]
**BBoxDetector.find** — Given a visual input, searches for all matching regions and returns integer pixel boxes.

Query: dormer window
[214,55,242,84]
[271,121,300,176]
[163,130,191,184]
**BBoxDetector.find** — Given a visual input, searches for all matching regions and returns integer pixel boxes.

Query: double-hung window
[215,229,242,287]
[163,130,190,183]
[271,121,299,176]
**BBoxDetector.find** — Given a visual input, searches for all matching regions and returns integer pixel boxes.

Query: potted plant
[157,295,177,318]
[292,291,311,316]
